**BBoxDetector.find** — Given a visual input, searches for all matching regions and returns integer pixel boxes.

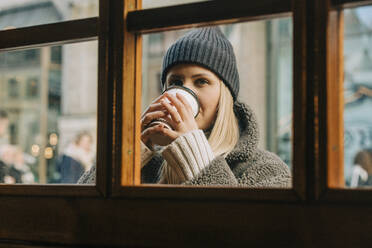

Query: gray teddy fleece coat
[79,102,291,187]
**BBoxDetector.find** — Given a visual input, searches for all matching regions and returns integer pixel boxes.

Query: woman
[79,27,291,187]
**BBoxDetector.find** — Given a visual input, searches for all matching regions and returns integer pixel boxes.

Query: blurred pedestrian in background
[57,131,94,183]
[350,149,372,187]
[0,145,35,184]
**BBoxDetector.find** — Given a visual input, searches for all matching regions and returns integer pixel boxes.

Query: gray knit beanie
[161,27,240,100]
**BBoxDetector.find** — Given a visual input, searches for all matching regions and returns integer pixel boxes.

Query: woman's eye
[195,78,209,85]
[169,79,183,86]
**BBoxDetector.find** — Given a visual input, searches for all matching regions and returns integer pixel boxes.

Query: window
[0,42,97,184]
[0,0,104,190]
[26,78,39,98]
[334,5,372,188]
[140,19,294,186]
[118,0,302,198]
[7,78,19,98]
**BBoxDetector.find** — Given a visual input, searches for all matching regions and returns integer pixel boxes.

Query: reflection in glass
[140,19,293,187]
[0,41,98,184]
[142,0,209,9]
[0,0,98,30]
[344,6,372,187]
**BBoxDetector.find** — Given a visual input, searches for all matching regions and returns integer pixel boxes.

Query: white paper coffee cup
[148,86,200,130]
[165,86,200,118]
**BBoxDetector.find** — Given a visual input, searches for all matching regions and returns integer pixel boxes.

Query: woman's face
[77,135,93,152]
[165,64,221,130]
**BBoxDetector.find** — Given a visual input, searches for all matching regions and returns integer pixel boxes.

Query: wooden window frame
[112,0,305,202]
[118,0,372,204]
[317,0,372,202]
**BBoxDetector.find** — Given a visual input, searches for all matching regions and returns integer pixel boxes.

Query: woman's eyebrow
[168,74,184,79]
[191,73,210,78]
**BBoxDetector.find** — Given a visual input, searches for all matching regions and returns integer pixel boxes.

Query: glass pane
[142,0,209,9]
[0,0,98,30]
[0,41,98,184]
[140,18,293,187]
[344,6,372,187]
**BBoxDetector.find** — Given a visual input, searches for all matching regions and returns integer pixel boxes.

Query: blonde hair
[208,81,239,157]
[159,81,240,184]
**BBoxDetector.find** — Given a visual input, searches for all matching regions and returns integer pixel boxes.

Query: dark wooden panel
[324,188,372,202]
[95,0,112,197]
[0,18,98,52]
[0,242,74,248]
[1,197,372,247]
[304,0,329,200]
[0,185,99,197]
[127,0,291,33]
[110,0,124,192]
[112,185,299,201]
[292,0,309,200]
[290,0,322,201]
[332,0,372,8]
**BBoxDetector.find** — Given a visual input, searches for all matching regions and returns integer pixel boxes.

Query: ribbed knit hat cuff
[161,27,240,101]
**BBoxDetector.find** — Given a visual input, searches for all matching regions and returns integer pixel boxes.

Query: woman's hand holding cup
[141,92,198,149]
[140,95,168,149]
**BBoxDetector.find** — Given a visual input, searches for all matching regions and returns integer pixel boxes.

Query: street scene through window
[343,6,372,188]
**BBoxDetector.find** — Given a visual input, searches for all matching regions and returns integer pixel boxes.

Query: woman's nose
[182,80,196,92]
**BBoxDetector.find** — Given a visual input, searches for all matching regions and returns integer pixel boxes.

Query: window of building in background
[344,6,372,187]
[7,78,19,98]
[26,78,40,99]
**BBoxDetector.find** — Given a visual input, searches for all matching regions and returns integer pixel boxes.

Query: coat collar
[225,101,259,166]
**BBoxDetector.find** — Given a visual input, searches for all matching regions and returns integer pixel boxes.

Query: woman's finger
[161,115,176,130]
[164,93,190,120]
[141,124,162,143]
[141,102,165,118]
[141,110,168,131]
[141,123,178,146]
[160,126,179,140]
[141,95,167,118]
[160,98,182,124]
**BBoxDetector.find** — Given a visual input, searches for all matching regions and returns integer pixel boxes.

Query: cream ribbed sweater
[141,129,214,183]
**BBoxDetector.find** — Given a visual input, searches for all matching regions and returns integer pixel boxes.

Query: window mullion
[127,0,291,34]
[332,0,372,8]
[0,17,98,52]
